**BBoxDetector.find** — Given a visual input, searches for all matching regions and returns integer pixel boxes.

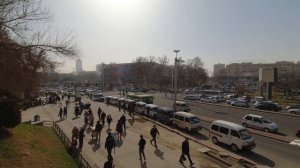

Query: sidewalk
[22,99,222,168]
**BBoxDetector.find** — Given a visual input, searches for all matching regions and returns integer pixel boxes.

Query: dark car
[92,93,105,102]
[157,107,175,125]
[254,102,280,111]
[183,95,197,101]
[80,101,91,109]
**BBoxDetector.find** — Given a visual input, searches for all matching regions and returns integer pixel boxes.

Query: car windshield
[239,129,252,140]
[152,107,158,112]
[262,118,272,123]
[189,117,200,124]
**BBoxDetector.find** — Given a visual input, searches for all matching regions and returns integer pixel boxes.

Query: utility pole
[173,49,180,110]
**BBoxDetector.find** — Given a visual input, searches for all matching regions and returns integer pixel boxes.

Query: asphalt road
[149,93,300,168]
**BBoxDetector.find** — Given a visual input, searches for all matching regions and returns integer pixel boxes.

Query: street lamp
[173,49,180,110]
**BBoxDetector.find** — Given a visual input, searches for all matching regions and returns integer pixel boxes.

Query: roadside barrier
[53,121,91,168]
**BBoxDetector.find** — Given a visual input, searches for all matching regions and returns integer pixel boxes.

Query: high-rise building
[76,59,83,73]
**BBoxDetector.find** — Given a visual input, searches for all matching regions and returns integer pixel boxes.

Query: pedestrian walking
[72,126,79,139]
[105,132,115,157]
[104,155,113,168]
[78,127,85,150]
[101,111,106,126]
[65,99,69,107]
[63,106,68,119]
[97,107,102,120]
[138,135,146,161]
[74,105,80,117]
[106,114,112,127]
[89,109,94,127]
[147,107,150,117]
[84,111,89,125]
[116,120,123,141]
[150,125,160,148]
[58,107,63,120]
[118,101,121,112]
[120,114,126,131]
[179,138,194,166]
[95,121,103,143]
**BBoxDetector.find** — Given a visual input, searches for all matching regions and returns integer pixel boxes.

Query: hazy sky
[45,0,300,74]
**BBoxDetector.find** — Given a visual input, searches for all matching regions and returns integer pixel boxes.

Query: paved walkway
[22,99,207,168]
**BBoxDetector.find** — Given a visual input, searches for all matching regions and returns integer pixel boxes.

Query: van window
[174,114,179,119]
[178,116,184,121]
[245,116,252,121]
[211,124,219,131]
[185,117,190,122]
[230,130,240,138]
[219,127,229,135]
[253,117,262,123]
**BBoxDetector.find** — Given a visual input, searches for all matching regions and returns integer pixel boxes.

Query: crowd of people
[56,95,194,168]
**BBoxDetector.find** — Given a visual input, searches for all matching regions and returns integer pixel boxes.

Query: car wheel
[212,137,218,144]
[231,144,239,152]
[242,123,248,128]
[264,128,270,132]
[290,111,296,114]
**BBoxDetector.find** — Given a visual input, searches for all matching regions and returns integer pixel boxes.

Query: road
[149,92,300,168]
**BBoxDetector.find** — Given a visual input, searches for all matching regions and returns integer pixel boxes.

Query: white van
[209,120,256,152]
[145,104,159,118]
[173,112,201,132]
[135,102,147,115]
[175,101,190,112]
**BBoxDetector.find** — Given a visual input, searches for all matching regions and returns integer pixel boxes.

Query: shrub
[0,99,21,128]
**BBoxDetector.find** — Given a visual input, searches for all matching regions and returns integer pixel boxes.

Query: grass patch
[0,124,77,168]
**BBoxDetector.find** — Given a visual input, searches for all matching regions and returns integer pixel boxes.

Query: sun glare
[105,0,140,11]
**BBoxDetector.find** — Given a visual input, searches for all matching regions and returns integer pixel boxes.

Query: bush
[0,99,21,128]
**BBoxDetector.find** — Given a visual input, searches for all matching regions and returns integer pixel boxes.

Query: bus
[127,94,154,104]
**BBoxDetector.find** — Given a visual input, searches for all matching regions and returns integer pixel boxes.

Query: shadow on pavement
[92,143,101,152]
[140,160,147,168]
[154,148,164,159]
[116,139,123,147]
[218,143,275,167]
[274,132,287,136]
[194,132,209,140]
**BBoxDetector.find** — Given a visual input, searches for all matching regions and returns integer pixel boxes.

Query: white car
[287,104,300,115]
[242,114,279,133]
[231,100,250,108]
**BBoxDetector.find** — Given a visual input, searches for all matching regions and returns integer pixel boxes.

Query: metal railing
[52,121,91,168]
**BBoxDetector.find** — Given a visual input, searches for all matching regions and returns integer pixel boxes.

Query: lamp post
[173,49,180,110]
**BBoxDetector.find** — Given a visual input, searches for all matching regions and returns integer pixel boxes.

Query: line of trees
[0,0,78,128]
[128,55,209,91]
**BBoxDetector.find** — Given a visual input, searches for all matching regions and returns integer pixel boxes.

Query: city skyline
[45,0,300,74]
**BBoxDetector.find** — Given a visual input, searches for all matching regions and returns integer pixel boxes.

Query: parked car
[135,102,147,115]
[91,93,105,102]
[173,112,201,132]
[287,104,300,115]
[209,120,256,152]
[175,101,190,112]
[145,104,159,118]
[251,96,266,103]
[254,101,280,111]
[80,101,91,109]
[231,100,250,108]
[157,107,175,124]
[296,128,300,137]
[242,114,279,132]
[183,95,198,101]
[226,98,239,104]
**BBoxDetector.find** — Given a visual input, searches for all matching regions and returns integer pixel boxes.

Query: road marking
[289,139,300,147]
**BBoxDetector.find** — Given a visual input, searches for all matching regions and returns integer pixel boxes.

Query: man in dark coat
[179,138,194,165]
[150,125,160,148]
[103,155,113,168]
[78,127,85,150]
[105,132,115,157]
[138,135,146,161]
[97,107,102,120]
[95,121,103,143]
[120,114,126,131]
[63,106,68,119]
[101,112,106,126]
